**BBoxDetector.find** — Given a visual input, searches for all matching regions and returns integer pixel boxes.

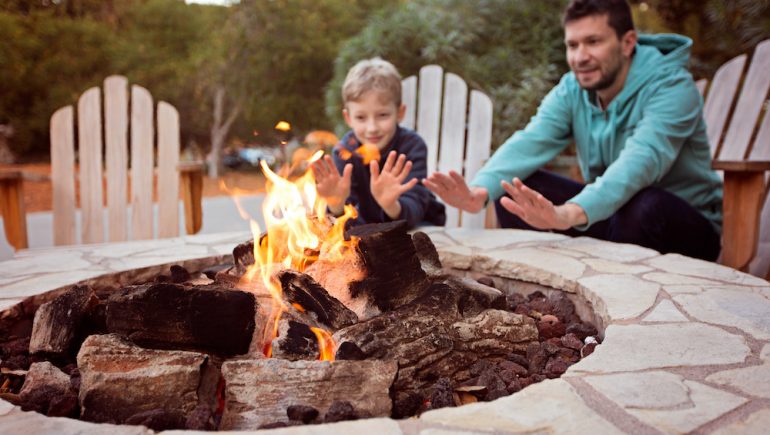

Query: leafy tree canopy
[326,0,569,148]
[631,0,770,78]
[0,9,117,156]
[218,0,398,141]
[0,0,226,158]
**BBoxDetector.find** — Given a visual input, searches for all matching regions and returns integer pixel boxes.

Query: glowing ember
[235,148,358,359]
[274,120,291,132]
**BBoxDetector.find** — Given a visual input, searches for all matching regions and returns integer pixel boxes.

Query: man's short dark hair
[562,0,635,38]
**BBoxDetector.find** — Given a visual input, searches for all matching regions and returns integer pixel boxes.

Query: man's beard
[577,62,622,92]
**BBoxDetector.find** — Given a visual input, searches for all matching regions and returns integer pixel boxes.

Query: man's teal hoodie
[471,34,723,232]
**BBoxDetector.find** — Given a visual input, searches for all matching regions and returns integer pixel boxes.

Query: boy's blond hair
[342,58,402,107]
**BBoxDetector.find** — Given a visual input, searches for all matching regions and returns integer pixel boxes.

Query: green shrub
[325,0,569,149]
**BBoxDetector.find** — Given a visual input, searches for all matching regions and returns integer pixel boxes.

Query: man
[423,0,722,261]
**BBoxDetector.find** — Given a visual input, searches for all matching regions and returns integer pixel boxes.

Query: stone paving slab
[578,274,660,321]
[419,379,623,434]
[0,227,768,434]
[567,323,750,373]
[674,289,770,340]
[706,364,770,399]
[643,299,689,323]
[712,409,770,435]
[0,399,152,435]
[583,371,747,433]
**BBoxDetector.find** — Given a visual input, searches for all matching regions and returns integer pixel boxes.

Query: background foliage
[214,0,397,141]
[631,0,770,78]
[325,0,568,148]
[0,0,767,163]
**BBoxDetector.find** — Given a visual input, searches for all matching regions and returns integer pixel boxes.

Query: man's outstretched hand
[500,177,587,230]
[423,170,487,213]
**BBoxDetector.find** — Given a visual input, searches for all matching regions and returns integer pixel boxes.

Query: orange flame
[336,143,381,165]
[355,144,381,164]
[236,149,358,358]
[310,327,336,361]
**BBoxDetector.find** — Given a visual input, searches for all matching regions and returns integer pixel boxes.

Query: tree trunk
[208,86,241,179]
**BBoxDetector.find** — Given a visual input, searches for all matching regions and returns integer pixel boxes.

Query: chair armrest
[177,161,205,234]
[0,170,23,181]
[178,161,206,174]
[0,170,28,250]
[712,160,770,172]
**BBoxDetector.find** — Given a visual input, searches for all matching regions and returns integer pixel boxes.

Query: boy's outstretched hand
[370,151,418,220]
[311,155,352,216]
[423,170,487,213]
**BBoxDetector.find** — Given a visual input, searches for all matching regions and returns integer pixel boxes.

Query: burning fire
[310,327,336,361]
[337,143,381,165]
[233,149,358,361]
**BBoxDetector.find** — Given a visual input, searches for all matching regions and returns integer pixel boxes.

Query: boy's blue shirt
[332,126,446,228]
[471,34,723,232]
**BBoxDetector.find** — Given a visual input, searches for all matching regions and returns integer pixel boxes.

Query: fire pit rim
[0,228,768,434]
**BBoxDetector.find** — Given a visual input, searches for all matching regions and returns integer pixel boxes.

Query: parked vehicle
[223,147,277,169]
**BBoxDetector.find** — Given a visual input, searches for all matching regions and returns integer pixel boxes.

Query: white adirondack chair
[49,75,203,246]
[401,65,494,228]
[696,39,770,279]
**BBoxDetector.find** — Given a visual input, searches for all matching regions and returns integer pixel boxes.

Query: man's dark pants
[494,170,721,261]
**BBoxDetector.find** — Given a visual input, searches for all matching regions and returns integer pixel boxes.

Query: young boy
[311,58,445,228]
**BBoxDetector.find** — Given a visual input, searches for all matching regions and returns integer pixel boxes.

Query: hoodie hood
[610,34,693,109]
[638,33,692,65]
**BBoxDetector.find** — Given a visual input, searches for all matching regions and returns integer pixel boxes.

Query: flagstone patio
[0,228,768,434]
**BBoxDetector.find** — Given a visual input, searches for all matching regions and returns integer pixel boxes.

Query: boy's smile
[343,90,406,152]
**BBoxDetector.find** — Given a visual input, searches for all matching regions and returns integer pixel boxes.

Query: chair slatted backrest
[50,75,183,245]
[717,40,770,161]
[401,65,493,228]
[702,39,770,278]
[702,55,746,158]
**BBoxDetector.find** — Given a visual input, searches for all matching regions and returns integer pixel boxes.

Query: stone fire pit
[0,228,768,434]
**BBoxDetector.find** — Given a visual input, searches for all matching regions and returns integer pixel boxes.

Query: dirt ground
[0,163,266,214]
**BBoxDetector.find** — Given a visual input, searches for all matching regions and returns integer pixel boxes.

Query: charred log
[277,270,357,330]
[170,265,192,283]
[77,334,212,428]
[346,221,431,312]
[304,240,371,320]
[335,341,365,361]
[270,320,318,361]
[446,276,507,317]
[29,285,99,360]
[18,361,78,416]
[220,359,396,430]
[105,283,256,356]
[411,231,442,276]
[232,238,257,275]
[333,281,538,403]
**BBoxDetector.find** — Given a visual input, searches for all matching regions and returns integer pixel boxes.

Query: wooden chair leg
[0,170,28,250]
[179,162,204,235]
[484,201,498,229]
[721,171,765,271]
